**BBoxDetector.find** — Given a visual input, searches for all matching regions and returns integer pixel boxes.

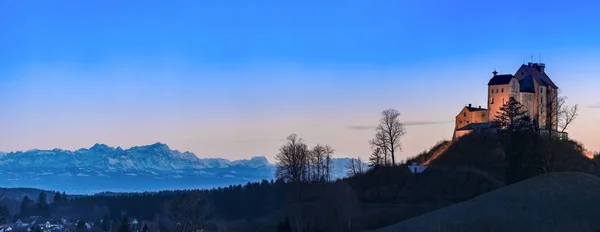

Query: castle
[453,62,559,139]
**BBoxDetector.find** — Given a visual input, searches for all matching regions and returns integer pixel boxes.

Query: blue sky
[1,0,599,160]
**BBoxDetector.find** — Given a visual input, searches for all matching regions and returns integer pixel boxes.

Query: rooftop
[488,74,515,86]
[465,106,487,112]
[516,63,558,89]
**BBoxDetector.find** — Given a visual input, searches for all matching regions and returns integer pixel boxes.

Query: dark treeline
[43,178,362,231]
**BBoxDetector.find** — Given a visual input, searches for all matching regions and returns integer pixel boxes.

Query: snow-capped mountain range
[0,143,358,194]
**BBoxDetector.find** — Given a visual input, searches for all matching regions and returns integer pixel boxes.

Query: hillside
[406,132,596,182]
[374,172,600,232]
[0,134,595,231]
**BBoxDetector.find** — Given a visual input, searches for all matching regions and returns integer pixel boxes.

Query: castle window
[502,97,505,105]
[491,98,494,104]
[466,121,470,123]
[501,88,504,93]
[464,112,467,117]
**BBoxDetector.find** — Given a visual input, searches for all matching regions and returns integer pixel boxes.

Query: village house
[407,162,427,174]
[453,62,562,139]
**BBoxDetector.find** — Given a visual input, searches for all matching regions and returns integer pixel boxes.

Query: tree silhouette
[38,192,47,208]
[118,215,132,232]
[37,191,49,216]
[374,109,406,166]
[20,195,33,216]
[275,134,310,183]
[61,191,69,204]
[277,217,292,232]
[101,213,110,231]
[369,147,383,167]
[346,157,365,177]
[495,97,545,184]
[53,192,62,205]
[494,97,530,132]
[76,220,88,232]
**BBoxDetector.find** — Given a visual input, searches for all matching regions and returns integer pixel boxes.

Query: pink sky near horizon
[1,51,598,163]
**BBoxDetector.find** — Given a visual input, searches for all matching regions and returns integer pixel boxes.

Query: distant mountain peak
[146,142,170,150]
[249,156,269,163]
[232,156,270,168]
[90,143,112,150]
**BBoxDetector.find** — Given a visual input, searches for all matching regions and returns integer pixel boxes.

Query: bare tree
[374,109,406,166]
[370,128,390,166]
[310,144,329,183]
[346,157,365,177]
[275,134,310,183]
[165,193,213,232]
[357,157,365,173]
[559,104,578,133]
[345,159,357,177]
[546,90,579,133]
[323,145,334,182]
[544,91,579,171]
[369,147,383,167]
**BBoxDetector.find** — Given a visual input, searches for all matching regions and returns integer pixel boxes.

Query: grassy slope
[374,172,600,232]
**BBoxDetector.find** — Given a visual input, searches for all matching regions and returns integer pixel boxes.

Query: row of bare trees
[346,157,366,177]
[275,134,334,183]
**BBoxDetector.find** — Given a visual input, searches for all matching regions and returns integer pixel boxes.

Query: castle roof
[487,74,514,85]
[465,106,487,112]
[515,64,558,89]
[519,75,536,93]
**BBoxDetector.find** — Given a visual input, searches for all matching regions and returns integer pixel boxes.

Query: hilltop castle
[453,62,559,139]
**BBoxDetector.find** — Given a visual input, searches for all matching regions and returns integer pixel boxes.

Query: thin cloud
[346,120,452,130]
[232,138,286,143]
[589,105,600,108]
[346,125,377,130]
[404,120,454,126]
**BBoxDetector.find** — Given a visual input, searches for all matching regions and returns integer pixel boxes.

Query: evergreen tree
[0,205,10,225]
[118,215,132,232]
[76,220,88,232]
[37,192,48,208]
[20,195,33,215]
[37,191,49,216]
[496,97,545,184]
[494,97,530,132]
[53,192,62,204]
[101,213,111,231]
[61,191,69,204]
[277,217,292,232]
